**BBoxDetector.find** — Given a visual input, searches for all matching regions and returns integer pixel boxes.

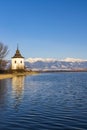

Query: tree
[0,42,9,70]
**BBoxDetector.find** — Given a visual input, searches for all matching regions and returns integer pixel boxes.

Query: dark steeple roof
[12,46,24,58]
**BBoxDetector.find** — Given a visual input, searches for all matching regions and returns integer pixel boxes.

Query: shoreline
[0,71,39,80]
[1,70,87,80]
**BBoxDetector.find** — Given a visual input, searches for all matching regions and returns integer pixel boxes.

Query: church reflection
[12,76,24,110]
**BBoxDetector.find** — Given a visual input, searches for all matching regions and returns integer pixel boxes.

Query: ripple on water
[0,73,87,130]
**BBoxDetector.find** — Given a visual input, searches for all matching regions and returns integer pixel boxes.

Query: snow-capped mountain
[25,58,87,71]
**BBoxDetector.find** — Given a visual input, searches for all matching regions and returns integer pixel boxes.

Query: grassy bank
[0,74,13,79]
[0,71,39,80]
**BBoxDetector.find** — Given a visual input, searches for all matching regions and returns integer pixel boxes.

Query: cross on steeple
[17,43,19,50]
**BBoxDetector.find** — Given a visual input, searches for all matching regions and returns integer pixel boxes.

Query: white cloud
[62,58,87,62]
[25,57,87,63]
[25,58,57,63]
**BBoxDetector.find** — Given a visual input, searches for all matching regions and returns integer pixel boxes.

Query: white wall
[12,58,24,70]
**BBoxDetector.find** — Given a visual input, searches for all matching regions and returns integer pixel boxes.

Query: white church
[11,46,24,70]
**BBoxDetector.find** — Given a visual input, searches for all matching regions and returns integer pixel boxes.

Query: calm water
[0,72,87,130]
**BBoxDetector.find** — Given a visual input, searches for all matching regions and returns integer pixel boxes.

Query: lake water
[0,72,87,130]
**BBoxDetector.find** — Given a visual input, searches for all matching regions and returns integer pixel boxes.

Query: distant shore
[42,69,87,73]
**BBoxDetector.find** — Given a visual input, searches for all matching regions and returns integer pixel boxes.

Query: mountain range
[25,58,87,71]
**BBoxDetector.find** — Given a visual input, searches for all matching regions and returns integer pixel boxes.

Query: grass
[0,70,40,79]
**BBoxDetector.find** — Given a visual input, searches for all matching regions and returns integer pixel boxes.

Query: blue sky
[0,0,87,60]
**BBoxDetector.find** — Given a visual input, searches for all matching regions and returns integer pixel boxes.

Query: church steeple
[12,45,24,58]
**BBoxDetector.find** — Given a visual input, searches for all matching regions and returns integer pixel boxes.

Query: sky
[0,0,87,60]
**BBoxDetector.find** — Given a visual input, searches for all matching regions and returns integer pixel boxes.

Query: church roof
[12,48,24,58]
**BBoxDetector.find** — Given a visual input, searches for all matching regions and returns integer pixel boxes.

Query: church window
[15,61,16,63]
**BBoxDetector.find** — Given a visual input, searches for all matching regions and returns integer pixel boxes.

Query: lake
[0,72,87,130]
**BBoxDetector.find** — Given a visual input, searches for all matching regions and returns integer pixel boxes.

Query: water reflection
[12,76,24,110]
[0,80,7,108]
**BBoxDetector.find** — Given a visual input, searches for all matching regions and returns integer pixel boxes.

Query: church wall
[12,58,24,70]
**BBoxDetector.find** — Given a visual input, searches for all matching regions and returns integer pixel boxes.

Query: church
[11,46,24,70]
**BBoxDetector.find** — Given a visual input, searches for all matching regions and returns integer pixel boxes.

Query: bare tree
[0,42,8,59]
[0,42,9,70]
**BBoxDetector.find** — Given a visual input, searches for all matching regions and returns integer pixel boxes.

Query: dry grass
[0,71,39,79]
[0,74,13,79]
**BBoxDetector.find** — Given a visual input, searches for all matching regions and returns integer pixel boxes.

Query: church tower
[11,46,24,70]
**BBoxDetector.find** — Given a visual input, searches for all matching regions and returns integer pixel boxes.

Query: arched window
[20,61,22,63]
[15,61,16,63]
